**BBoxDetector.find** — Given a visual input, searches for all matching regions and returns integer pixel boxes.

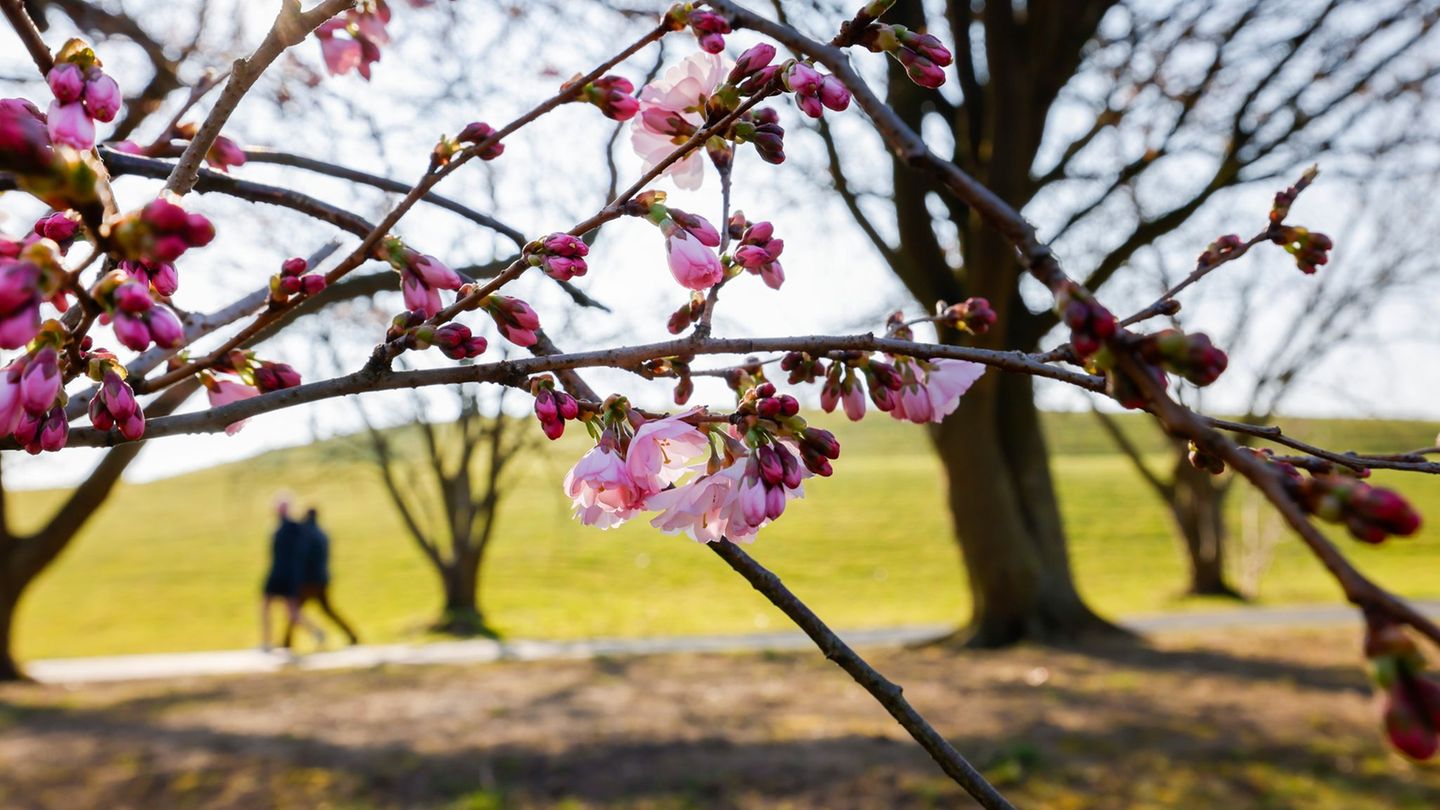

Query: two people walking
[261,500,360,651]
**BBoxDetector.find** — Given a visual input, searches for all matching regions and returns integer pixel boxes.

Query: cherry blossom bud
[431,323,487,360]
[36,405,67,452]
[457,121,505,160]
[111,312,150,351]
[46,100,95,150]
[818,76,851,111]
[205,135,248,172]
[555,391,580,420]
[147,304,184,347]
[282,257,308,276]
[19,347,61,414]
[485,295,541,347]
[142,199,188,232]
[784,62,823,96]
[686,10,731,54]
[729,44,777,84]
[254,361,302,393]
[0,98,55,174]
[183,213,215,248]
[583,75,638,121]
[47,63,85,104]
[34,211,80,246]
[669,208,721,247]
[82,68,121,122]
[300,274,327,295]
[666,230,723,290]
[1187,441,1225,475]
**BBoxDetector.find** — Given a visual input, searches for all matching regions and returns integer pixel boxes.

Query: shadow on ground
[0,626,1433,809]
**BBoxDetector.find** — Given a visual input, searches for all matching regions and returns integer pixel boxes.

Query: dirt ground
[0,626,1436,809]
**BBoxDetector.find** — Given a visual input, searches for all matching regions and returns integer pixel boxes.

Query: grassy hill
[9,412,1440,660]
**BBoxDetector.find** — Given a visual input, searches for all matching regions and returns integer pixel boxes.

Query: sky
[2,0,1438,491]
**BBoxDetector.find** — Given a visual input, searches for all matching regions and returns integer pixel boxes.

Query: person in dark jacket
[260,500,317,651]
[284,508,360,647]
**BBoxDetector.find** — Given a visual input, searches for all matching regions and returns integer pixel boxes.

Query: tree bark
[0,577,24,681]
[1169,456,1241,598]
[433,544,494,637]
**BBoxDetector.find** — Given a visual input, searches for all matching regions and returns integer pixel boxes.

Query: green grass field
[9,412,1440,660]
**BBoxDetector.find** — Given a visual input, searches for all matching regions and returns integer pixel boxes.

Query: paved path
[28,601,1440,685]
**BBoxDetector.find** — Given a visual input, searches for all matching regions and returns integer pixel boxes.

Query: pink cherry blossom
[924,359,986,418]
[631,52,731,191]
[646,464,739,543]
[564,438,644,529]
[206,379,260,436]
[626,414,710,493]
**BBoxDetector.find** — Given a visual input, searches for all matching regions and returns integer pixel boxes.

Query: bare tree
[355,383,533,636]
[793,0,1440,645]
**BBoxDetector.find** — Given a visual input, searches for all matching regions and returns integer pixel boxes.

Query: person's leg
[260,596,274,651]
[281,596,304,649]
[314,587,360,645]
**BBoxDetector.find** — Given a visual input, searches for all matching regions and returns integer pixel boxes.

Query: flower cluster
[1134,329,1229,387]
[316,1,390,80]
[109,198,215,264]
[524,233,589,282]
[1,235,68,349]
[579,76,639,121]
[856,24,953,89]
[1366,620,1440,760]
[728,213,784,289]
[557,386,834,541]
[1272,226,1333,275]
[531,376,582,439]
[938,297,996,335]
[269,256,328,304]
[45,39,120,150]
[95,270,184,351]
[1056,281,1117,359]
[782,62,851,119]
[664,3,731,54]
[383,239,463,317]
[0,344,66,454]
[208,349,303,394]
[1287,470,1421,544]
[88,358,144,441]
[388,311,488,360]
[481,294,541,348]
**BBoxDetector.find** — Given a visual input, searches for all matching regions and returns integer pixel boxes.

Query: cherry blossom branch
[710,539,1015,810]
[1119,229,1271,327]
[164,0,356,195]
[46,333,1104,448]
[1,0,54,75]
[136,22,670,394]
[1206,417,1440,475]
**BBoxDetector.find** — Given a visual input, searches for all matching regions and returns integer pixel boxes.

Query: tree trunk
[0,577,24,681]
[433,548,494,638]
[1169,458,1241,598]
[933,371,1125,646]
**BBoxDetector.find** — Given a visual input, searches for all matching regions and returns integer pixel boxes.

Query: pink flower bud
[666,231,723,291]
[670,209,721,247]
[113,281,153,314]
[35,211,80,244]
[46,100,95,150]
[81,69,121,122]
[150,235,188,263]
[47,63,85,104]
[319,33,364,76]
[205,135,248,172]
[102,371,137,420]
[818,76,851,111]
[300,274,327,295]
[141,199,188,232]
[184,213,215,247]
[784,62,822,96]
[729,44,776,83]
[555,391,580,420]
[147,304,184,348]
[149,262,179,297]
[119,409,145,440]
[457,122,504,160]
[534,388,558,422]
[281,257,308,276]
[410,252,462,289]
[112,311,150,351]
[19,347,60,413]
[38,406,67,452]
[0,98,54,173]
